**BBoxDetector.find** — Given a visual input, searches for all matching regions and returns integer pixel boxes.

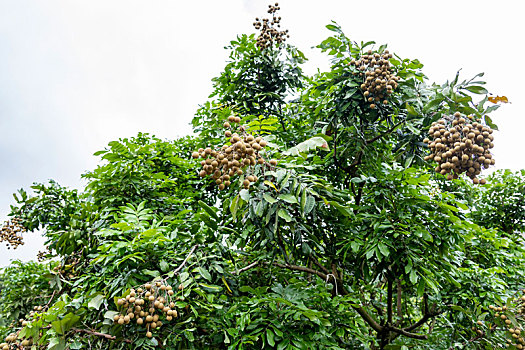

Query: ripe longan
[0,218,26,249]
[423,112,495,184]
[352,50,398,109]
[193,116,274,190]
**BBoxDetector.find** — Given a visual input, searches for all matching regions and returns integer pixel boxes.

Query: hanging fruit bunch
[0,217,26,250]
[487,290,525,348]
[253,3,289,49]
[1,332,31,349]
[192,116,277,190]
[423,112,495,184]
[37,247,52,262]
[113,281,178,339]
[350,50,399,109]
[1,305,46,350]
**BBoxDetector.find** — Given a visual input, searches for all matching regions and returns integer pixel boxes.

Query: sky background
[1,0,524,266]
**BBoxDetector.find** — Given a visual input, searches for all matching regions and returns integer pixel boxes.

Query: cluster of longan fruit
[193,116,277,190]
[0,333,31,349]
[350,50,399,109]
[0,218,26,250]
[488,290,525,348]
[114,281,179,339]
[423,112,495,184]
[52,255,80,279]
[0,306,45,350]
[37,248,50,262]
[253,3,289,49]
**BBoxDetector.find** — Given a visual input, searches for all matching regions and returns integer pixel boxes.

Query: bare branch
[173,245,198,275]
[235,261,259,274]
[273,262,328,280]
[404,295,440,332]
[396,279,403,326]
[387,325,428,340]
[72,328,132,343]
[309,255,330,274]
[387,278,393,325]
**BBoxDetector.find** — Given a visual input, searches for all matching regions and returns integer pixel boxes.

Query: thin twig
[173,245,198,275]
[71,328,132,343]
[235,261,259,274]
[44,290,57,311]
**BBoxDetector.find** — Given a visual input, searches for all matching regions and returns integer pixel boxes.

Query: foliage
[1,14,522,350]
[0,260,56,338]
[83,132,207,216]
[469,170,525,234]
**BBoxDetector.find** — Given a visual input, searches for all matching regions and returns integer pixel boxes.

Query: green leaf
[47,337,66,350]
[277,339,290,350]
[69,340,83,349]
[160,260,169,272]
[417,278,426,297]
[465,86,488,94]
[304,196,315,214]
[267,328,276,347]
[198,267,212,281]
[278,193,298,204]
[239,189,250,201]
[377,243,390,257]
[51,313,80,335]
[406,103,417,116]
[230,195,239,218]
[263,193,278,204]
[88,294,105,310]
[278,208,293,222]
[104,310,119,321]
[199,200,218,220]
[409,269,418,284]
[326,24,340,32]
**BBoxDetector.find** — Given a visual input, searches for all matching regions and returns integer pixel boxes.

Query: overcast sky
[1,0,524,266]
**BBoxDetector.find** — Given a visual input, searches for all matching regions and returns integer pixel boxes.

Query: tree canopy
[1,7,524,350]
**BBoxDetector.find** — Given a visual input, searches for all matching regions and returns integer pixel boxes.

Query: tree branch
[387,278,393,325]
[72,328,132,343]
[273,262,328,280]
[235,261,259,274]
[309,255,330,274]
[272,261,383,333]
[404,295,440,332]
[173,245,198,274]
[396,279,403,326]
[386,325,428,340]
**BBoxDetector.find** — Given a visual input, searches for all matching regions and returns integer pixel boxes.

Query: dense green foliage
[1,15,524,350]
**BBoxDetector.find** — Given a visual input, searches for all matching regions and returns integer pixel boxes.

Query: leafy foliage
[0,260,56,338]
[1,15,522,350]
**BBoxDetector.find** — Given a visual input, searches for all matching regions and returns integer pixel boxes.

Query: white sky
[1,0,524,266]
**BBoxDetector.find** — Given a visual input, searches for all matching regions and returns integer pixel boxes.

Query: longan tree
[1,5,523,350]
